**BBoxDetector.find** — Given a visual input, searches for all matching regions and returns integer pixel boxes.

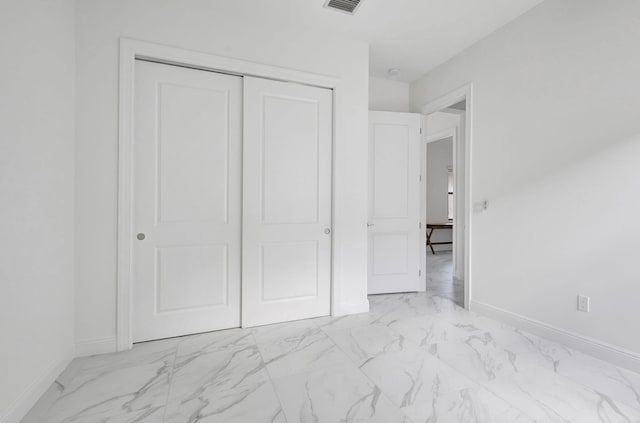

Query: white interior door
[132,60,242,342]
[242,76,332,327]
[368,111,422,294]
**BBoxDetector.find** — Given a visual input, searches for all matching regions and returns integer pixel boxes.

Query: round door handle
[137,233,146,241]
[324,228,331,235]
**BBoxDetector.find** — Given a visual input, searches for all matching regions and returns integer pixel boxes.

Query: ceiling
[351,0,545,81]
[208,0,544,82]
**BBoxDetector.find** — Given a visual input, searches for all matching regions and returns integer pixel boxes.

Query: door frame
[423,127,457,283]
[420,84,473,309]
[117,38,341,351]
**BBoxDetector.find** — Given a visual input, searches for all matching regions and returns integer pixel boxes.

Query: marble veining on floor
[425,250,463,306]
[23,292,640,423]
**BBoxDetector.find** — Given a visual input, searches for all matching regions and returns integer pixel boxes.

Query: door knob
[324,228,331,234]
[137,233,145,240]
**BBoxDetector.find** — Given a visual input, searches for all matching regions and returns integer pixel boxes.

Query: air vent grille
[324,0,363,15]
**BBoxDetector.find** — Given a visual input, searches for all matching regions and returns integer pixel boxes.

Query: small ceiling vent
[324,0,363,15]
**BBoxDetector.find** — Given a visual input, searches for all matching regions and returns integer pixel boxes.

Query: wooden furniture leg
[426,227,435,255]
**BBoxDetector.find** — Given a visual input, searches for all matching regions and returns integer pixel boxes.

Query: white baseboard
[75,336,117,357]
[471,300,640,374]
[0,348,74,423]
[335,299,370,316]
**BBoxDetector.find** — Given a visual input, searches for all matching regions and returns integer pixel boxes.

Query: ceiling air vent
[324,0,363,15]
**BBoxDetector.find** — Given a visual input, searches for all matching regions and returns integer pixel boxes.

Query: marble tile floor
[425,250,463,306]
[23,292,640,423]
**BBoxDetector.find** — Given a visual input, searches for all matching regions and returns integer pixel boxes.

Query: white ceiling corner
[207,0,545,82]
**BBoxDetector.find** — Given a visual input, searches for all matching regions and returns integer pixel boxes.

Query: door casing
[420,84,474,310]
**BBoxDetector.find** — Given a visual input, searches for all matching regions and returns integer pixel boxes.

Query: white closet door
[132,60,242,342]
[368,111,422,294]
[242,77,333,327]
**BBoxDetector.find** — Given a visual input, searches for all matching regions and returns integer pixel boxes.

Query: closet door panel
[132,60,242,342]
[242,77,333,327]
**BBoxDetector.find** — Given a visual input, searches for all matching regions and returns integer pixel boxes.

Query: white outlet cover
[577,295,590,312]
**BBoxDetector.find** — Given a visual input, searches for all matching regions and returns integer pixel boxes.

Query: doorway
[421,88,472,309]
[366,99,471,306]
[425,131,457,303]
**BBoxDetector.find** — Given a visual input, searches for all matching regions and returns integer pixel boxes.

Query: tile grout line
[34,287,640,422]
[373,294,541,421]
[322,310,422,422]
[160,342,180,423]
[412,302,549,421]
[419,306,632,421]
[445,305,640,417]
[421,339,543,422]
[252,330,291,423]
[514,334,640,414]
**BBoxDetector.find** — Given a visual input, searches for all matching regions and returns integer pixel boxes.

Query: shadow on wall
[473,133,640,353]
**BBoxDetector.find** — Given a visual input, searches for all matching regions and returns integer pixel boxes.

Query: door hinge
[419,175,422,182]
[419,222,421,229]
[419,269,422,276]
[420,127,423,134]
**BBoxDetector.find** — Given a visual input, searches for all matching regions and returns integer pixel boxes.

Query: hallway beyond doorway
[426,251,463,306]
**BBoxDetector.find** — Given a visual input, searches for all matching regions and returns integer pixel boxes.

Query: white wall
[75,0,370,353]
[426,138,453,251]
[425,112,461,137]
[411,0,640,359]
[369,77,410,112]
[0,0,76,421]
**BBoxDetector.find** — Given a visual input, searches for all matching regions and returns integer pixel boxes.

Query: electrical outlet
[577,295,590,312]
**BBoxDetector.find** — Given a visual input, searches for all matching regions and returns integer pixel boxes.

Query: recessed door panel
[156,244,228,312]
[372,124,409,219]
[262,96,320,224]
[261,242,319,302]
[157,83,230,224]
[372,233,409,275]
[242,77,332,327]
[133,60,242,342]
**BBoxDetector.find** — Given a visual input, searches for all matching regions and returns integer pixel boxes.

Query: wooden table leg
[426,227,435,255]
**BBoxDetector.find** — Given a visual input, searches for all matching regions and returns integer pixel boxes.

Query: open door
[368,111,422,294]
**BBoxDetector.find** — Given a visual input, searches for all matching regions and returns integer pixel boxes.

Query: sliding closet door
[242,77,333,327]
[132,60,242,342]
